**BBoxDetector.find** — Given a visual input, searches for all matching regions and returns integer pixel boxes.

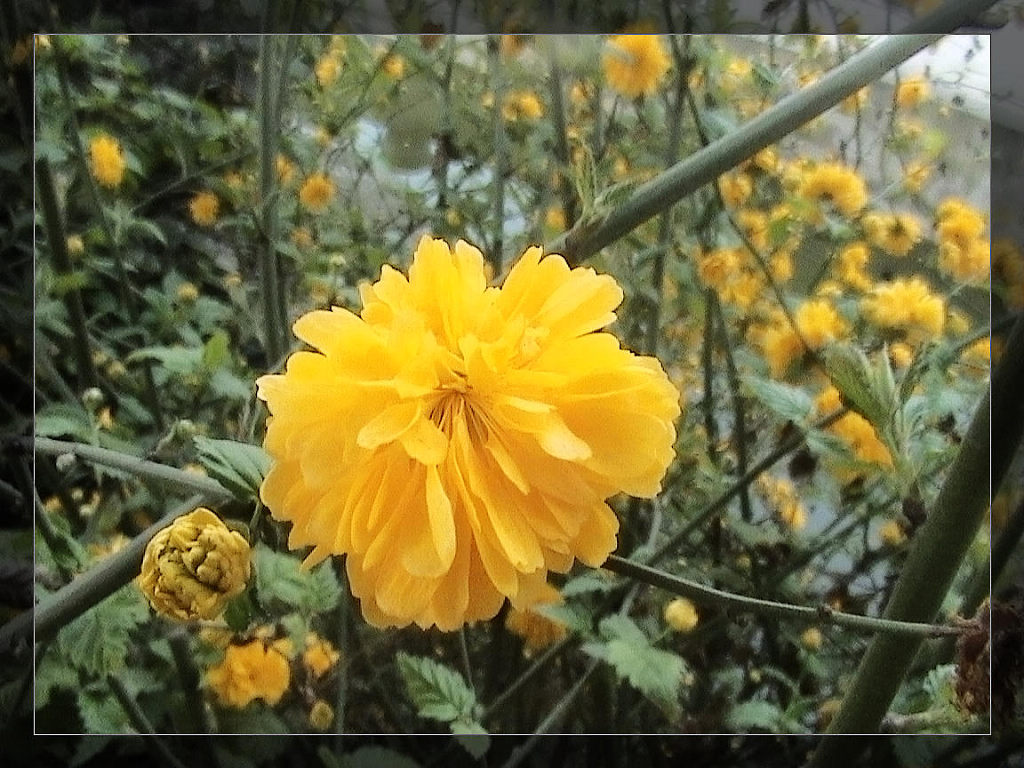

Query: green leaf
[50,270,91,296]
[572,142,598,213]
[396,652,479,726]
[35,652,80,708]
[202,330,231,370]
[742,375,814,424]
[127,345,203,376]
[55,584,149,678]
[253,545,340,615]
[209,368,253,401]
[725,699,783,732]
[452,728,490,759]
[223,591,256,632]
[582,615,687,720]
[193,436,270,501]
[78,684,134,733]
[35,403,93,440]
[822,343,896,431]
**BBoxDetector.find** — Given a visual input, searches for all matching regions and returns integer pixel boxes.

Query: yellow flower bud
[138,508,251,621]
[663,597,699,633]
[303,633,341,680]
[800,626,823,651]
[309,699,335,730]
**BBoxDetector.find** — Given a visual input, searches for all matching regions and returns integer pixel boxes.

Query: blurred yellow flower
[862,212,921,257]
[861,277,946,340]
[602,35,671,99]
[837,242,872,291]
[757,474,807,531]
[841,86,869,113]
[381,53,405,79]
[759,300,846,377]
[816,386,893,467]
[299,172,335,213]
[309,699,335,730]
[503,90,544,121]
[177,282,200,303]
[800,626,823,651]
[276,154,296,185]
[896,76,930,108]
[505,584,568,654]
[89,134,126,189]
[545,205,567,231]
[771,251,794,283]
[138,508,251,622]
[719,173,753,208]
[66,234,85,257]
[903,160,930,193]
[291,227,314,249]
[206,639,290,708]
[257,236,681,630]
[888,341,914,368]
[303,633,341,680]
[878,518,907,547]
[936,201,989,284]
[663,597,699,633]
[315,52,343,88]
[189,191,221,227]
[798,162,867,219]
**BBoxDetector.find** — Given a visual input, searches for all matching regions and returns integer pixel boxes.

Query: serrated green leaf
[253,545,340,615]
[822,343,894,430]
[742,375,814,423]
[572,142,597,212]
[725,699,783,732]
[397,652,478,726]
[35,652,80,708]
[584,615,686,719]
[56,584,149,678]
[193,436,270,501]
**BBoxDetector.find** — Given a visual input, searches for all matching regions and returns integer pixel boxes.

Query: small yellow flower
[903,161,930,193]
[545,205,567,231]
[888,341,914,369]
[315,125,333,147]
[303,632,341,680]
[719,173,753,208]
[189,191,221,227]
[177,282,200,303]
[502,90,544,122]
[800,626,823,651]
[837,242,872,291]
[798,162,868,219]
[770,251,794,283]
[309,699,335,730]
[602,35,671,99]
[206,639,290,708]
[862,212,921,257]
[878,519,907,547]
[315,52,343,88]
[757,474,807,531]
[896,76,930,108]
[223,170,245,190]
[816,386,893,467]
[291,227,314,249]
[89,134,126,189]
[841,86,869,113]
[663,597,699,633]
[861,277,946,341]
[225,273,243,288]
[381,53,405,79]
[97,406,114,430]
[276,154,296,185]
[138,508,251,622]
[299,172,335,213]
[66,234,85,257]
[696,247,741,289]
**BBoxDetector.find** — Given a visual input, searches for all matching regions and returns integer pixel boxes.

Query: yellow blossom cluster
[138,508,251,622]
[837,242,872,291]
[816,386,893,468]
[602,35,671,99]
[862,211,922,257]
[757,299,847,377]
[189,190,221,227]
[860,276,946,341]
[797,162,868,219]
[719,172,753,208]
[756,473,807,530]
[257,236,680,630]
[299,171,335,213]
[205,638,291,708]
[315,39,345,88]
[896,76,930,108]
[502,90,544,121]
[89,133,126,189]
[935,198,989,284]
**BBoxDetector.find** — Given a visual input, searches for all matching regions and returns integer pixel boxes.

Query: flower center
[428,378,488,445]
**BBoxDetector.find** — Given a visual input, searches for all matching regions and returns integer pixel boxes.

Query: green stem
[483,637,572,718]
[602,555,965,638]
[35,158,98,391]
[546,34,946,264]
[487,35,507,274]
[810,312,1024,749]
[258,32,286,363]
[33,437,232,500]
[107,674,191,766]
[169,629,211,733]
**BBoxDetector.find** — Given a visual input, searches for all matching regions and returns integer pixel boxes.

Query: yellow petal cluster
[299,172,335,213]
[758,299,846,377]
[896,76,930,108]
[302,632,341,680]
[189,191,221,227]
[502,90,544,121]
[718,173,753,208]
[663,596,699,633]
[935,199,989,284]
[257,236,681,630]
[862,211,921,257]
[860,277,945,341]
[205,639,291,708]
[837,242,872,291]
[816,386,893,467]
[138,508,250,621]
[602,35,671,99]
[89,133,126,189]
[315,50,343,88]
[798,162,868,219]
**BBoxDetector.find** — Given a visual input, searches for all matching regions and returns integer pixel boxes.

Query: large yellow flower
[602,35,671,99]
[257,236,680,630]
[89,133,126,189]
